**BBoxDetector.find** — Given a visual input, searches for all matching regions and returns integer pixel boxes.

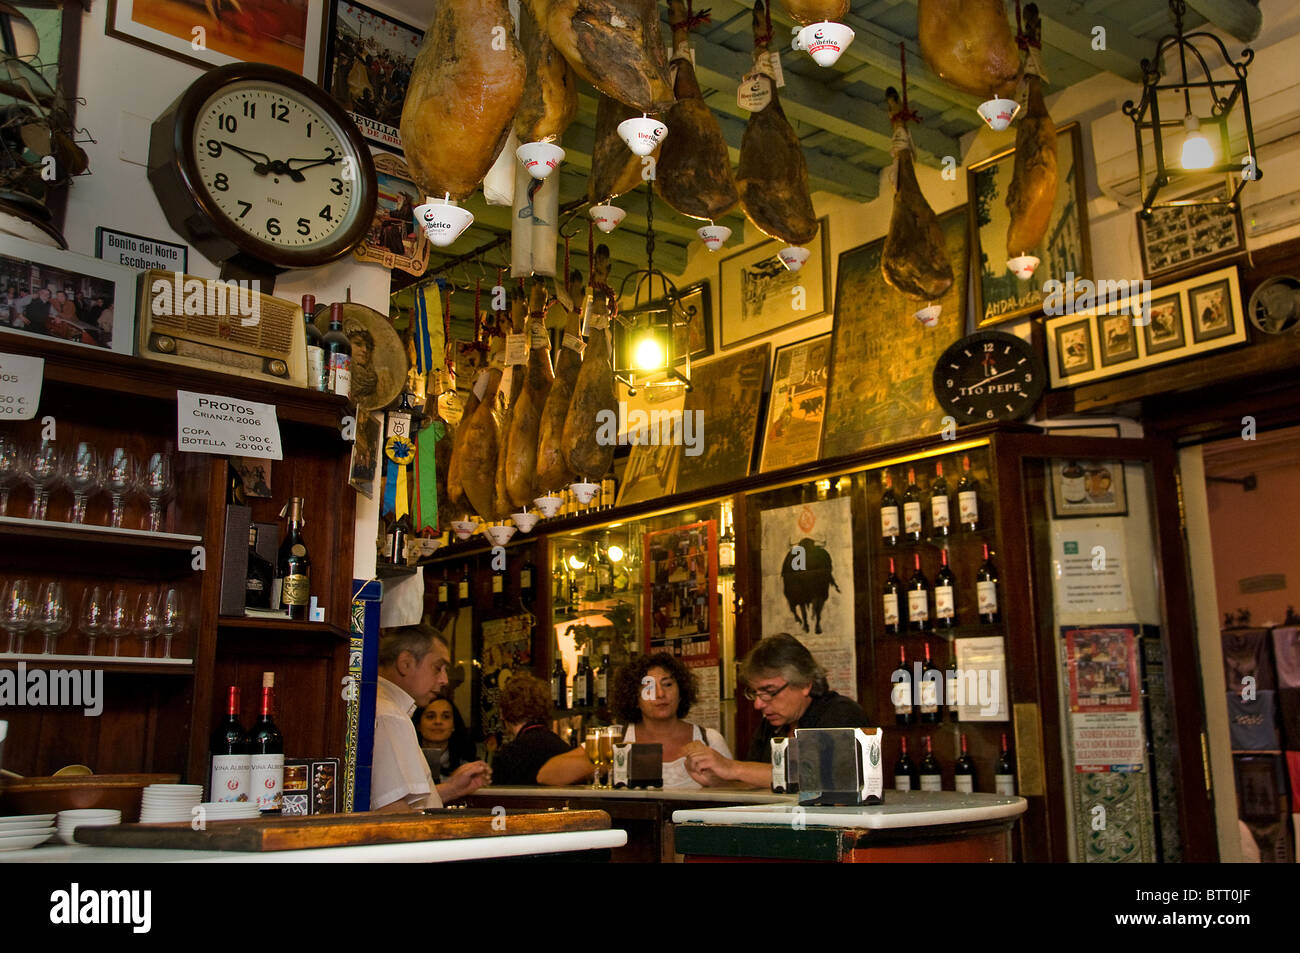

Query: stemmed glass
[157,587,182,659]
[67,442,102,524]
[135,589,160,658]
[104,585,132,657]
[2,577,33,654]
[35,580,69,655]
[0,434,22,516]
[142,452,172,533]
[26,439,61,520]
[79,584,106,657]
[105,448,134,529]
[584,729,602,789]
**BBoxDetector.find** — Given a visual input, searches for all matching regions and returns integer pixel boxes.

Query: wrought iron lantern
[1123,0,1261,216]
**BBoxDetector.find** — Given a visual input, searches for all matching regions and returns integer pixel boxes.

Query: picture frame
[642,520,718,659]
[322,0,423,154]
[0,234,137,355]
[1055,317,1095,378]
[351,153,429,276]
[1050,459,1128,518]
[675,342,770,495]
[106,0,326,78]
[718,218,829,350]
[1045,424,1122,439]
[758,332,831,473]
[1136,190,1245,282]
[1044,265,1245,388]
[617,442,682,508]
[968,123,1093,328]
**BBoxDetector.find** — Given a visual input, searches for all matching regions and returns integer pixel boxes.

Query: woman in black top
[492,673,594,785]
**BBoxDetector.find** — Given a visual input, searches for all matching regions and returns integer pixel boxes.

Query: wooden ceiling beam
[1186,0,1262,42]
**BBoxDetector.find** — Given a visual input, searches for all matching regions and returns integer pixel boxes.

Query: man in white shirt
[371,626,491,812]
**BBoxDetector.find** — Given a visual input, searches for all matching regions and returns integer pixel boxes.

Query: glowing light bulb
[633,335,664,371]
[1180,114,1214,170]
[568,553,586,570]
[607,545,624,563]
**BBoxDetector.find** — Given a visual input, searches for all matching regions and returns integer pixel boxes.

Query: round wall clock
[148,62,377,277]
[933,330,1046,424]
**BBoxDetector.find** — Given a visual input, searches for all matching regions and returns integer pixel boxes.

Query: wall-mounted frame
[351,152,429,276]
[1045,265,1245,388]
[1136,188,1245,282]
[1050,459,1128,519]
[757,332,830,473]
[106,0,326,79]
[718,218,828,350]
[642,519,717,660]
[968,123,1092,328]
[322,0,422,154]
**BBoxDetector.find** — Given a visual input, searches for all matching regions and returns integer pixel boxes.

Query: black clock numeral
[242,101,256,119]
[271,102,289,122]
[330,178,343,195]
[213,172,229,192]
[297,217,311,236]
[319,205,333,222]
[205,139,221,158]
[217,114,237,133]
[306,121,313,139]
[266,217,281,236]
[236,200,252,219]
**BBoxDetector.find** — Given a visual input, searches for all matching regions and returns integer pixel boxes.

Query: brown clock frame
[933,329,1047,426]
[147,62,378,274]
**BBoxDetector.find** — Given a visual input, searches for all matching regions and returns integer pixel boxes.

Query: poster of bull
[642,520,718,661]
[759,496,857,699]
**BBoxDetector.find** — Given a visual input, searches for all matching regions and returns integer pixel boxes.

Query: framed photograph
[1055,318,1095,378]
[617,442,681,507]
[106,0,326,78]
[322,0,423,154]
[758,333,830,473]
[0,235,137,354]
[718,219,828,349]
[1095,311,1138,368]
[968,123,1093,327]
[675,343,770,494]
[821,205,969,458]
[1050,459,1128,518]
[1188,277,1235,344]
[1136,191,1245,282]
[351,153,429,276]
[1141,293,1185,355]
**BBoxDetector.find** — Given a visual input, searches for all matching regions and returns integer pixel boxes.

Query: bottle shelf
[0,653,195,674]
[217,617,349,639]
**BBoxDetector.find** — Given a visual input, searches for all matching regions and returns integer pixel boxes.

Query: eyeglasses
[743,682,790,703]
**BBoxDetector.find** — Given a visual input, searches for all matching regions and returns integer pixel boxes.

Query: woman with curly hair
[612,652,732,788]
[492,672,594,785]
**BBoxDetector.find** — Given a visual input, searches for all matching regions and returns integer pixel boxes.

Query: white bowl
[0,831,57,850]
[589,204,626,234]
[511,511,540,533]
[450,519,477,540]
[569,481,600,504]
[516,140,565,180]
[484,523,517,546]
[414,198,474,248]
[914,304,942,327]
[978,97,1021,131]
[533,495,563,518]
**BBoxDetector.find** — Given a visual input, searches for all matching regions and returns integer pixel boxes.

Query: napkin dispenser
[611,743,663,788]
[793,727,884,806]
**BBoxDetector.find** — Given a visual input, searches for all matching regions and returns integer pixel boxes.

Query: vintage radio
[135,269,307,386]
[794,727,884,806]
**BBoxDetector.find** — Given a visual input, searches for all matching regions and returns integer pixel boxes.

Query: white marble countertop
[671,791,1028,829]
[474,785,795,804]
[0,828,626,863]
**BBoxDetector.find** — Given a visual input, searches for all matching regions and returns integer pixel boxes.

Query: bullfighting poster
[643,520,718,662]
[1063,625,1145,772]
[759,496,857,699]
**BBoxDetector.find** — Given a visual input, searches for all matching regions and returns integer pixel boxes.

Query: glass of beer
[585,729,602,788]
[601,725,624,788]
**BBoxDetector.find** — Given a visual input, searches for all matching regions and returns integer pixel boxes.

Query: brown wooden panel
[844,829,1008,862]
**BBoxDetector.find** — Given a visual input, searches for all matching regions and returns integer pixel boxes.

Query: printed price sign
[176,390,283,460]
[0,352,43,420]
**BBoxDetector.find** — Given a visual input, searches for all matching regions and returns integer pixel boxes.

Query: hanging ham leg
[656,0,740,222]
[459,349,505,521]
[515,1,578,143]
[1005,4,1057,261]
[505,281,556,508]
[493,291,529,519]
[737,0,818,246]
[400,0,526,201]
[918,0,1019,99]
[881,88,953,302]
[587,94,654,204]
[777,0,848,26]
[562,246,618,481]
[536,269,586,492]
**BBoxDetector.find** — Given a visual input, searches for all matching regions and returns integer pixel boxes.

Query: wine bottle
[995,733,1016,795]
[957,455,979,531]
[276,497,310,620]
[596,644,610,707]
[491,557,506,609]
[907,553,930,632]
[880,471,901,546]
[520,558,536,605]
[882,557,903,635]
[893,737,917,792]
[323,302,352,399]
[954,733,976,793]
[457,564,471,606]
[250,672,284,813]
[977,543,1000,624]
[920,642,941,724]
[892,645,914,727]
[209,685,250,803]
[934,548,957,628]
[436,573,449,610]
[1061,460,1087,504]
[574,654,590,707]
[919,735,942,792]
[302,295,328,392]
[902,467,923,541]
[594,545,612,595]
[930,462,951,538]
[601,475,615,511]
[551,657,566,710]
[945,653,959,722]
[245,526,273,610]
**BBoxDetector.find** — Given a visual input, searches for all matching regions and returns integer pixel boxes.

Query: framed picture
[322,0,423,154]
[968,123,1092,327]
[821,205,969,458]
[0,235,137,354]
[1050,459,1128,518]
[617,442,681,507]
[675,343,770,494]
[1136,191,1245,282]
[1045,424,1121,439]
[1044,266,1245,388]
[1188,277,1235,344]
[106,0,326,78]
[351,153,429,276]
[718,219,829,349]
[758,333,830,473]
[642,520,717,659]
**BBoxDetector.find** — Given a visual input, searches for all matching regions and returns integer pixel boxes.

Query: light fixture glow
[1180,114,1214,170]
[567,553,586,570]
[632,334,665,372]
[607,545,625,563]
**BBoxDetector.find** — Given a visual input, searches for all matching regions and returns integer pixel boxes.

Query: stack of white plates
[139,783,203,823]
[197,801,261,822]
[57,809,122,845]
[0,814,57,850]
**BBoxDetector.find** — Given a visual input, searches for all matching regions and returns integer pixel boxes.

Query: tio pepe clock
[933,330,1046,424]
[148,62,377,281]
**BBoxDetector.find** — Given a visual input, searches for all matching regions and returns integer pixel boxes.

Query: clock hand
[221,141,273,173]
[975,366,1020,386]
[284,154,340,174]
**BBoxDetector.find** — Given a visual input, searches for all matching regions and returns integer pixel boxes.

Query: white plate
[0,831,56,850]
[57,809,121,818]
[0,814,56,825]
[144,785,202,792]
[0,820,57,832]
[0,825,55,838]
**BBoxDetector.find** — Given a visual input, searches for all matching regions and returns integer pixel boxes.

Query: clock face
[933,330,1046,424]
[192,80,361,253]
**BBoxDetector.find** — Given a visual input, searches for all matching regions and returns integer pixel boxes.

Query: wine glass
[135,589,160,658]
[79,584,106,657]
[105,448,134,529]
[67,442,102,524]
[0,434,22,516]
[584,729,602,789]
[35,580,69,655]
[104,585,132,657]
[1,577,33,654]
[26,439,61,520]
[142,453,172,532]
[157,587,182,660]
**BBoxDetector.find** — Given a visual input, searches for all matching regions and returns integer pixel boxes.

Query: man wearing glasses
[684,633,870,788]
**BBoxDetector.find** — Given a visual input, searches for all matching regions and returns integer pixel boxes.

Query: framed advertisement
[718,219,828,349]
[758,333,830,473]
[642,520,717,661]
[322,0,423,154]
[674,343,769,495]
[351,152,429,275]
[106,0,326,78]
[968,123,1092,327]
[1136,189,1245,282]
[1049,459,1128,518]
[1062,625,1145,771]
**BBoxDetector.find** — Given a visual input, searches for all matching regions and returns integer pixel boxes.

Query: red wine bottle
[977,543,1000,624]
[209,685,250,804]
[323,303,352,399]
[903,467,923,541]
[907,553,930,632]
[883,557,903,635]
[934,548,957,628]
[996,733,1016,795]
[954,733,976,793]
[881,471,901,546]
[919,735,942,792]
[250,672,284,814]
[892,644,914,727]
[894,737,917,792]
[957,455,979,531]
[920,642,941,724]
[491,558,506,610]
[945,652,959,722]
[302,294,327,392]
[551,656,567,710]
[930,461,951,538]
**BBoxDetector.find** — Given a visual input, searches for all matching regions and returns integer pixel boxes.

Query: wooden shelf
[375,563,418,580]
[0,653,195,674]
[0,515,201,552]
[217,616,349,639]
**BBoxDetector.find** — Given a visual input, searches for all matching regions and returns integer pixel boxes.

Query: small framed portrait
[1096,312,1138,367]
[1055,318,1094,378]
[1141,293,1185,354]
[1188,278,1235,344]
[1050,459,1129,519]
